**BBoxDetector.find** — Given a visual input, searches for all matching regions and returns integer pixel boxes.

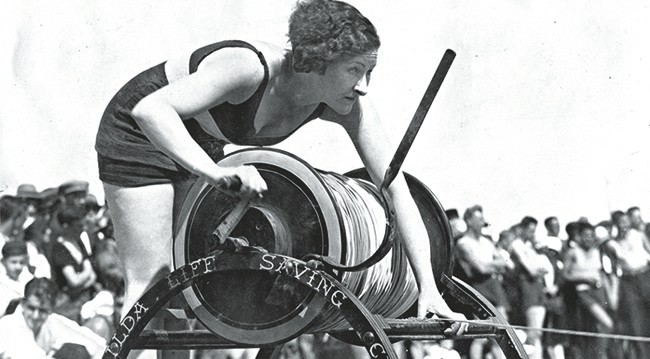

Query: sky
[1,0,649,236]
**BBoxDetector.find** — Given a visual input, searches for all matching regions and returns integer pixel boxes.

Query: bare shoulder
[197,41,286,102]
[456,236,476,253]
[247,40,287,71]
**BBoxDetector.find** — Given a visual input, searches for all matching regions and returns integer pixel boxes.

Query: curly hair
[289,0,380,74]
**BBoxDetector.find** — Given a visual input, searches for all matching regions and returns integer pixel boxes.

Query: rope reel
[173,148,453,345]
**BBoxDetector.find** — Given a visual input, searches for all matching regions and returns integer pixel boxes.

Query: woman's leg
[104,182,175,359]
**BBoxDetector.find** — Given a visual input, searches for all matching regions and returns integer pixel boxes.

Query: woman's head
[289,0,380,74]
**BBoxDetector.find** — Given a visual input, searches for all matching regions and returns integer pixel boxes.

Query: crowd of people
[449,205,650,359]
[0,181,120,358]
[3,180,649,359]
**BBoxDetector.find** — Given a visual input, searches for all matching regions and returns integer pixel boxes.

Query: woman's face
[319,51,378,115]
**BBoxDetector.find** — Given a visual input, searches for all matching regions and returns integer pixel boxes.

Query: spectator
[0,277,105,358]
[565,221,580,249]
[22,188,58,279]
[563,221,612,359]
[50,206,98,322]
[445,208,466,241]
[58,180,89,209]
[538,217,567,359]
[0,195,27,258]
[59,180,95,256]
[495,230,517,272]
[0,241,34,316]
[605,210,650,358]
[15,184,41,237]
[627,206,646,234]
[509,217,549,359]
[82,239,126,341]
[455,205,509,359]
[540,216,564,254]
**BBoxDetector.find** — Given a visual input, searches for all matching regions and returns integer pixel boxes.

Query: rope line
[311,173,418,332]
[434,317,650,342]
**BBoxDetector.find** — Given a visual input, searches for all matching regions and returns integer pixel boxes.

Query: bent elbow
[130,97,154,123]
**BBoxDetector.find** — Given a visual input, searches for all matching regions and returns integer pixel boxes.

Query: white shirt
[0,308,105,359]
[0,312,48,359]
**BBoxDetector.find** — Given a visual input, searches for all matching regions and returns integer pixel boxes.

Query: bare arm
[510,240,547,277]
[456,240,507,275]
[322,97,464,321]
[130,48,267,195]
[61,259,96,289]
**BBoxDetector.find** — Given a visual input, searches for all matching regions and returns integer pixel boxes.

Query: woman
[95,0,466,347]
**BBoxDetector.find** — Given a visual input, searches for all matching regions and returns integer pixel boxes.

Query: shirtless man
[606,210,650,358]
[456,205,510,359]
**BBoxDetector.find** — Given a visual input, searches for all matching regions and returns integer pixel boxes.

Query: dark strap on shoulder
[189,40,268,75]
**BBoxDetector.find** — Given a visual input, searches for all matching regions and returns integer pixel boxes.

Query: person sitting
[0,277,105,359]
[49,206,98,323]
[0,240,34,316]
[81,239,126,341]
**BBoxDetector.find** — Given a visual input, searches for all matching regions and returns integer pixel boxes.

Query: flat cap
[58,180,89,196]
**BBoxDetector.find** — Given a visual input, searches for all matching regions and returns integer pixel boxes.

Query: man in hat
[16,183,39,199]
[15,184,42,234]
[23,187,61,278]
[0,195,27,260]
[55,180,97,257]
[58,180,89,208]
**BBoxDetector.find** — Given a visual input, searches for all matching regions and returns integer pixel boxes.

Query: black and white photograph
[1,1,649,358]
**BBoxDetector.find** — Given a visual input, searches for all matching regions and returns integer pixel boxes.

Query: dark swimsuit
[95,40,325,187]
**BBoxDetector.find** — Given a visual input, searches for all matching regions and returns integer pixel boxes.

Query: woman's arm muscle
[322,98,458,318]
[130,49,264,178]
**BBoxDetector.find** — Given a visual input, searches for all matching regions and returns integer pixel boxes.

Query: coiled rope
[311,172,418,332]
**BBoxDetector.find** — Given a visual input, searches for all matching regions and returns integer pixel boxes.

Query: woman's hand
[202,164,267,198]
[417,287,468,336]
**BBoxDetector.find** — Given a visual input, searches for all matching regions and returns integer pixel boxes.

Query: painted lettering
[106,341,120,357]
[121,316,135,332]
[306,271,319,287]
[167,272,182,289]
[330,290,347,308]
[191,259,202,278]
[274,257,290,273]
[316,276,333,296]
[369,343,387,358]
[260,253,275,270]
[133,302,148,322]
[293,265,311,280]
[204,255,216,272]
